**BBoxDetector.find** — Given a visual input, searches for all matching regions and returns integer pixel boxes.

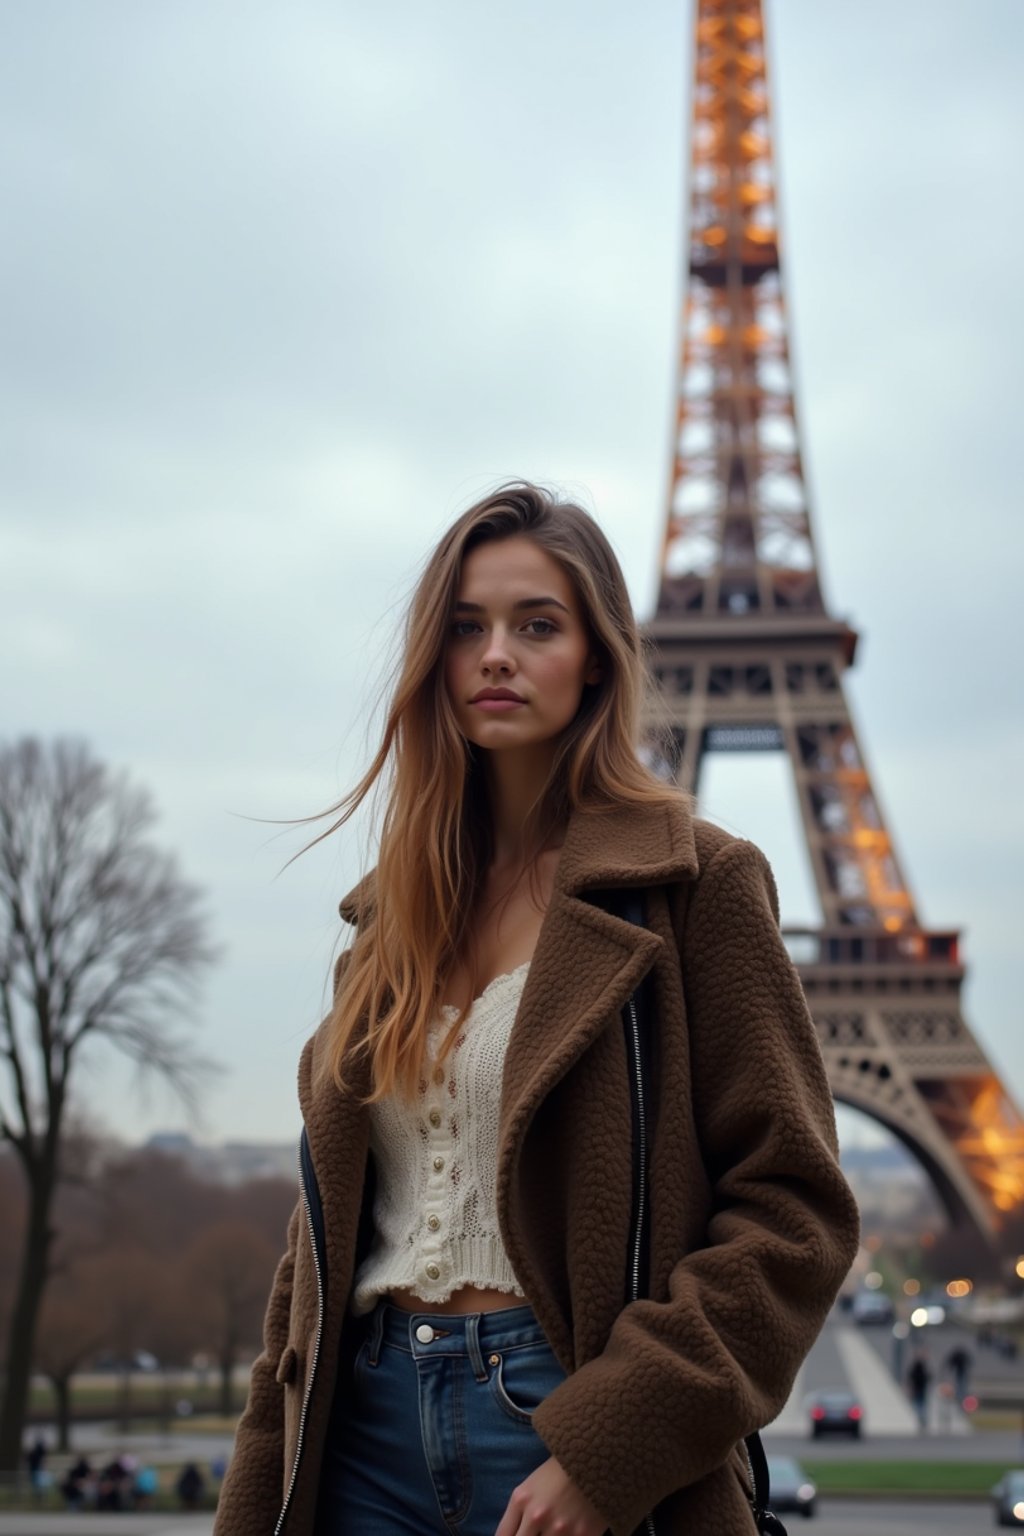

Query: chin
[463,721,554,753]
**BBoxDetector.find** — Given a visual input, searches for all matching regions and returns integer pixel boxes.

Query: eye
[449,620,480,638]
[523,617,557,636]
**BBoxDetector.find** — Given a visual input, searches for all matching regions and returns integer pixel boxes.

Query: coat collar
[337,795,698,923]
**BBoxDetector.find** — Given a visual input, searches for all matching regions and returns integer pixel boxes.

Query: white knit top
[350,962,530,1315]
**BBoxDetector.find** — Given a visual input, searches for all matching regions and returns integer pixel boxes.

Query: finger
[493,1499,519,1536]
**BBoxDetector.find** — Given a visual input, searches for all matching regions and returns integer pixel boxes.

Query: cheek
[534,648,589,703]
[443,649,464,702]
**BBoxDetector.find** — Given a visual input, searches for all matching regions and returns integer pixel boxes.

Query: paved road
[812,1501,991,1535]
[771,1427,1024,1464]
[0,1501,992,1536]
[0,1521,213,1536]
[16,1428,234,1470]
[762,1311,1024,1463]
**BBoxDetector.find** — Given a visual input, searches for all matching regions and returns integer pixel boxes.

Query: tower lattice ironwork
[645,0,1024,1247]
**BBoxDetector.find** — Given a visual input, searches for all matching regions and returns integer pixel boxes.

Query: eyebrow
[453,596,571,614]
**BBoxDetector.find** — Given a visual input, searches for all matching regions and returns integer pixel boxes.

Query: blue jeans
[315,1299,568,1535]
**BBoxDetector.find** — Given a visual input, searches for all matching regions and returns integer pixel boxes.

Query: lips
[470,688,525,702]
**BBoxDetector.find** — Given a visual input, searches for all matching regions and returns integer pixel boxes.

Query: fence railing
[782,926,960,968]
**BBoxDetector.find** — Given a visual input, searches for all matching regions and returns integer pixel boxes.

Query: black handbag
[607,887,787,1536]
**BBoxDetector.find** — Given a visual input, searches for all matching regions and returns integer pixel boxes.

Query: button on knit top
[350,962,530,1316]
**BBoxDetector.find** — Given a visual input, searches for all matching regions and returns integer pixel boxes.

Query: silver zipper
[744,1440,758,1518]
[626,994,657,1536]
[273,1139,325,1536]
[626,996,648,1310]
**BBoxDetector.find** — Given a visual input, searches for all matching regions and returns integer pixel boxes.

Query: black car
[992,1469,1024,1526]
[766,1455,817,1519]
[807,1389,864,1439]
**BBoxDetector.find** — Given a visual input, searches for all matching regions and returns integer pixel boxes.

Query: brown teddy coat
[212,798,859,1536]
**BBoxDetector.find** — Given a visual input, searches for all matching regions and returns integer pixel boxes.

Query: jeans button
[415,1324,435,1343]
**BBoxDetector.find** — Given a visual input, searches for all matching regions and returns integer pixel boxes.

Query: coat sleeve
[532,838,860,1535]
[212,1199,302,1536]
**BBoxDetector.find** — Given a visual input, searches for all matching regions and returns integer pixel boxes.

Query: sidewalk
[0,1520,213,1536]
[21,1426,234,1469]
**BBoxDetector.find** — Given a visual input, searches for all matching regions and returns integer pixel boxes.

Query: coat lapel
[494,798,699,1308]
[335,796,700,1159]
[501,797,699,1110]
[329,795,700,1331]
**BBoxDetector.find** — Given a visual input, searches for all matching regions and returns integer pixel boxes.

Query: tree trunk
[0,1164,56,1473]
[219,1347,235,1418]
[51,1376,72,1453]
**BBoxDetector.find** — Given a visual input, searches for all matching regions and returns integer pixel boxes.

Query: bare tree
[181,1222,278,1416]
[34,1257,110,1452]
[0,737,216,1471]
[0,1148,26,1337]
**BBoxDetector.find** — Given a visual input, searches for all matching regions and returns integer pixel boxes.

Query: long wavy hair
[314,482,683,1103]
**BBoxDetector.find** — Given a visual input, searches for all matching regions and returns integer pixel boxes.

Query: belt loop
[465,1312,488,1382]
[366,1300,385,1366]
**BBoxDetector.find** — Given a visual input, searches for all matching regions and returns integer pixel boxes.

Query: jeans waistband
[360,1299,550,1377]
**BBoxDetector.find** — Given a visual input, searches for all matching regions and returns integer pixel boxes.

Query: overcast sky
[3,0,1021,1158]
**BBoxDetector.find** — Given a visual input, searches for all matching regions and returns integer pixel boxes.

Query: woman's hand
[494,1455,607,1536]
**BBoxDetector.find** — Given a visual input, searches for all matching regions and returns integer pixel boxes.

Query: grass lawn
[29,1380,233,1418]
[166,1413,237,1433]
[803,1459,1007,1496]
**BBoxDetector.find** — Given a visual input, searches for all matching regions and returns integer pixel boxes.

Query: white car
[851,1291,894,1325]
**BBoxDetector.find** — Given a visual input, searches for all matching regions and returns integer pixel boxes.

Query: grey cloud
[2,0,1021,1142]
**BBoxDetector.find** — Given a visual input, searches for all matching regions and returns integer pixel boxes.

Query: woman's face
[444,536,601,755]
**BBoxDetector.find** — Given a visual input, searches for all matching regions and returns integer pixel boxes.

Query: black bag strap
[744,1432,787,1535]
[604,886,783,1536]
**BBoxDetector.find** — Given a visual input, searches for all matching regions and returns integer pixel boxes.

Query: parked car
[90,1349,160,1373]
[807,1389,864,1439]
[851,1290,894,1326]
[992,1469,1024,1526]
[766,1456,817,1519]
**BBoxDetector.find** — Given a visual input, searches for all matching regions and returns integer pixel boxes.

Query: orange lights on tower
[646,0,1023,1256]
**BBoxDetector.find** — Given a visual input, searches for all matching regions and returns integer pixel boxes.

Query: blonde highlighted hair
[315,482,682,1102]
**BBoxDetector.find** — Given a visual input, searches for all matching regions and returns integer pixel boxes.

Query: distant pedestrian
[944,1344,972,1402]
[25,1436,47,1497]
[61,1455,92,1509]
[97,1456,130,1511]
[908,1352,932,1431]
[177,1461,206,1510]
[132,1464,160,1509]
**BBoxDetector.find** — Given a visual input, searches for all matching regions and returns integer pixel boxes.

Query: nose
[480,626,516,677]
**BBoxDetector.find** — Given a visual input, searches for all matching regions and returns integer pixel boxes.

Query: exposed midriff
[387,1284,523,1315]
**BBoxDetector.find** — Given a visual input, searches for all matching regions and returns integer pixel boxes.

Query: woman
[213,483,859,1536]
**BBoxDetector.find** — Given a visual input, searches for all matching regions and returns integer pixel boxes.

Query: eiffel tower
[644,0,1024,1252]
